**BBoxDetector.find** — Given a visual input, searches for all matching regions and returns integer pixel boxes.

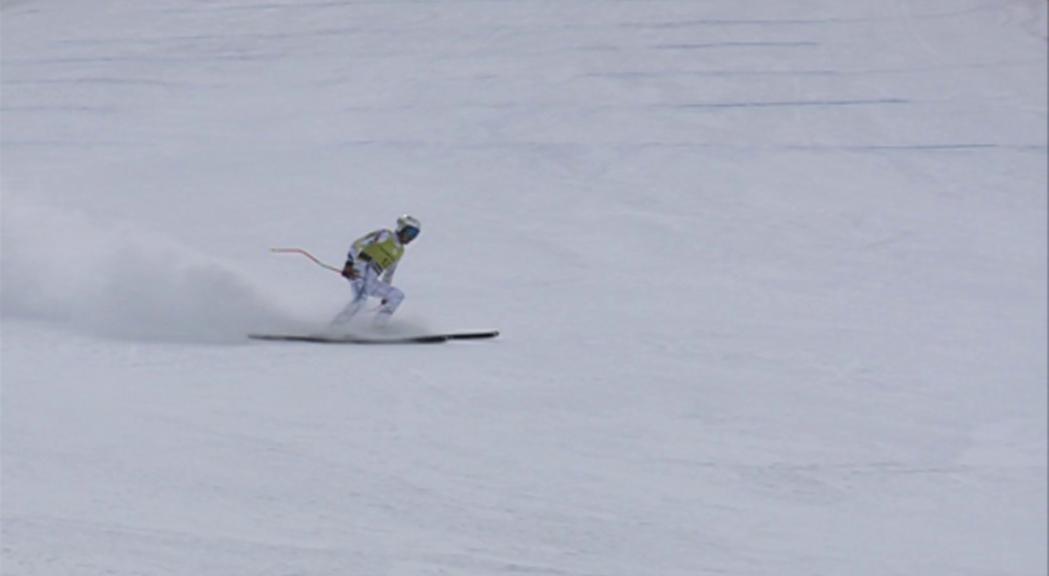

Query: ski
[248,331,499,345]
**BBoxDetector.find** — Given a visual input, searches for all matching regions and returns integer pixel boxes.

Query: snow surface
[1,0,1046,574]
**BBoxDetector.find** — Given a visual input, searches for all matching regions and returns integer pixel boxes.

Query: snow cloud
[1,196,286,342]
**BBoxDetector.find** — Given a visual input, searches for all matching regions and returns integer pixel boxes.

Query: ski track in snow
[1,0,1046,575]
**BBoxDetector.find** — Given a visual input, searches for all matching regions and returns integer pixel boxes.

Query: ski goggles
[400,226,420,241]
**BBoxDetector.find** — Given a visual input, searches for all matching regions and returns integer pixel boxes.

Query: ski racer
[332,215,421,325]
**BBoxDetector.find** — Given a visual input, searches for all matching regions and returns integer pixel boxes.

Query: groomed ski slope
[2,1,1046,574]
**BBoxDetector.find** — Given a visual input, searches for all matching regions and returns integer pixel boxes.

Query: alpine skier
[332,215,421,326]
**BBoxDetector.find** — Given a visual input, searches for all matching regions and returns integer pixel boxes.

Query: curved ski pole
[270,248,342,274]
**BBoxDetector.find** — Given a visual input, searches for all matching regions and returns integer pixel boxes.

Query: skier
[332,215,421,326]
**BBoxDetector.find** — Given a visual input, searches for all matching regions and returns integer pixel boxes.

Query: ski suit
[332,229,407,324]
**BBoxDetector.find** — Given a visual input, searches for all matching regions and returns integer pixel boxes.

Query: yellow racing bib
[360,235,404,270]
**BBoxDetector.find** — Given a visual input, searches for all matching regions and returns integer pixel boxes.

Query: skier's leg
[371,283,404,325]
[330,282,365,325]
[331,267,376,325]
[379,287,404,314]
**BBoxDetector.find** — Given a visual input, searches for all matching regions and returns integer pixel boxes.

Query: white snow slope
[2,1,1046,574]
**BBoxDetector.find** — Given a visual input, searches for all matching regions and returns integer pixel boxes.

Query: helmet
[396,214,421,241]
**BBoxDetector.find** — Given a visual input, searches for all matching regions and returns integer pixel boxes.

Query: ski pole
[270,248,342,274]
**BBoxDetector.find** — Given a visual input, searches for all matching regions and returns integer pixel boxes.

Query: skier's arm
[341,260,358,280]
[343,230,380,279]
[351,230,383,256]
[346,230,382,266]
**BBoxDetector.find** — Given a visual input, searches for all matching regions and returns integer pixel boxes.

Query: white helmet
[396,214,421,241]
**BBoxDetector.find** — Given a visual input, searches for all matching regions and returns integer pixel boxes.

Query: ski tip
[447,330,500,340]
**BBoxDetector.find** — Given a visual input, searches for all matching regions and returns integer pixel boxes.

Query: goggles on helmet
[399,226,420,241]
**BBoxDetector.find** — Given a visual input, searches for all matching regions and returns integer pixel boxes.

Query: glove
[341,262,359,280]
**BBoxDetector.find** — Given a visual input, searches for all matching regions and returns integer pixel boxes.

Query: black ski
[248,331,499,345]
